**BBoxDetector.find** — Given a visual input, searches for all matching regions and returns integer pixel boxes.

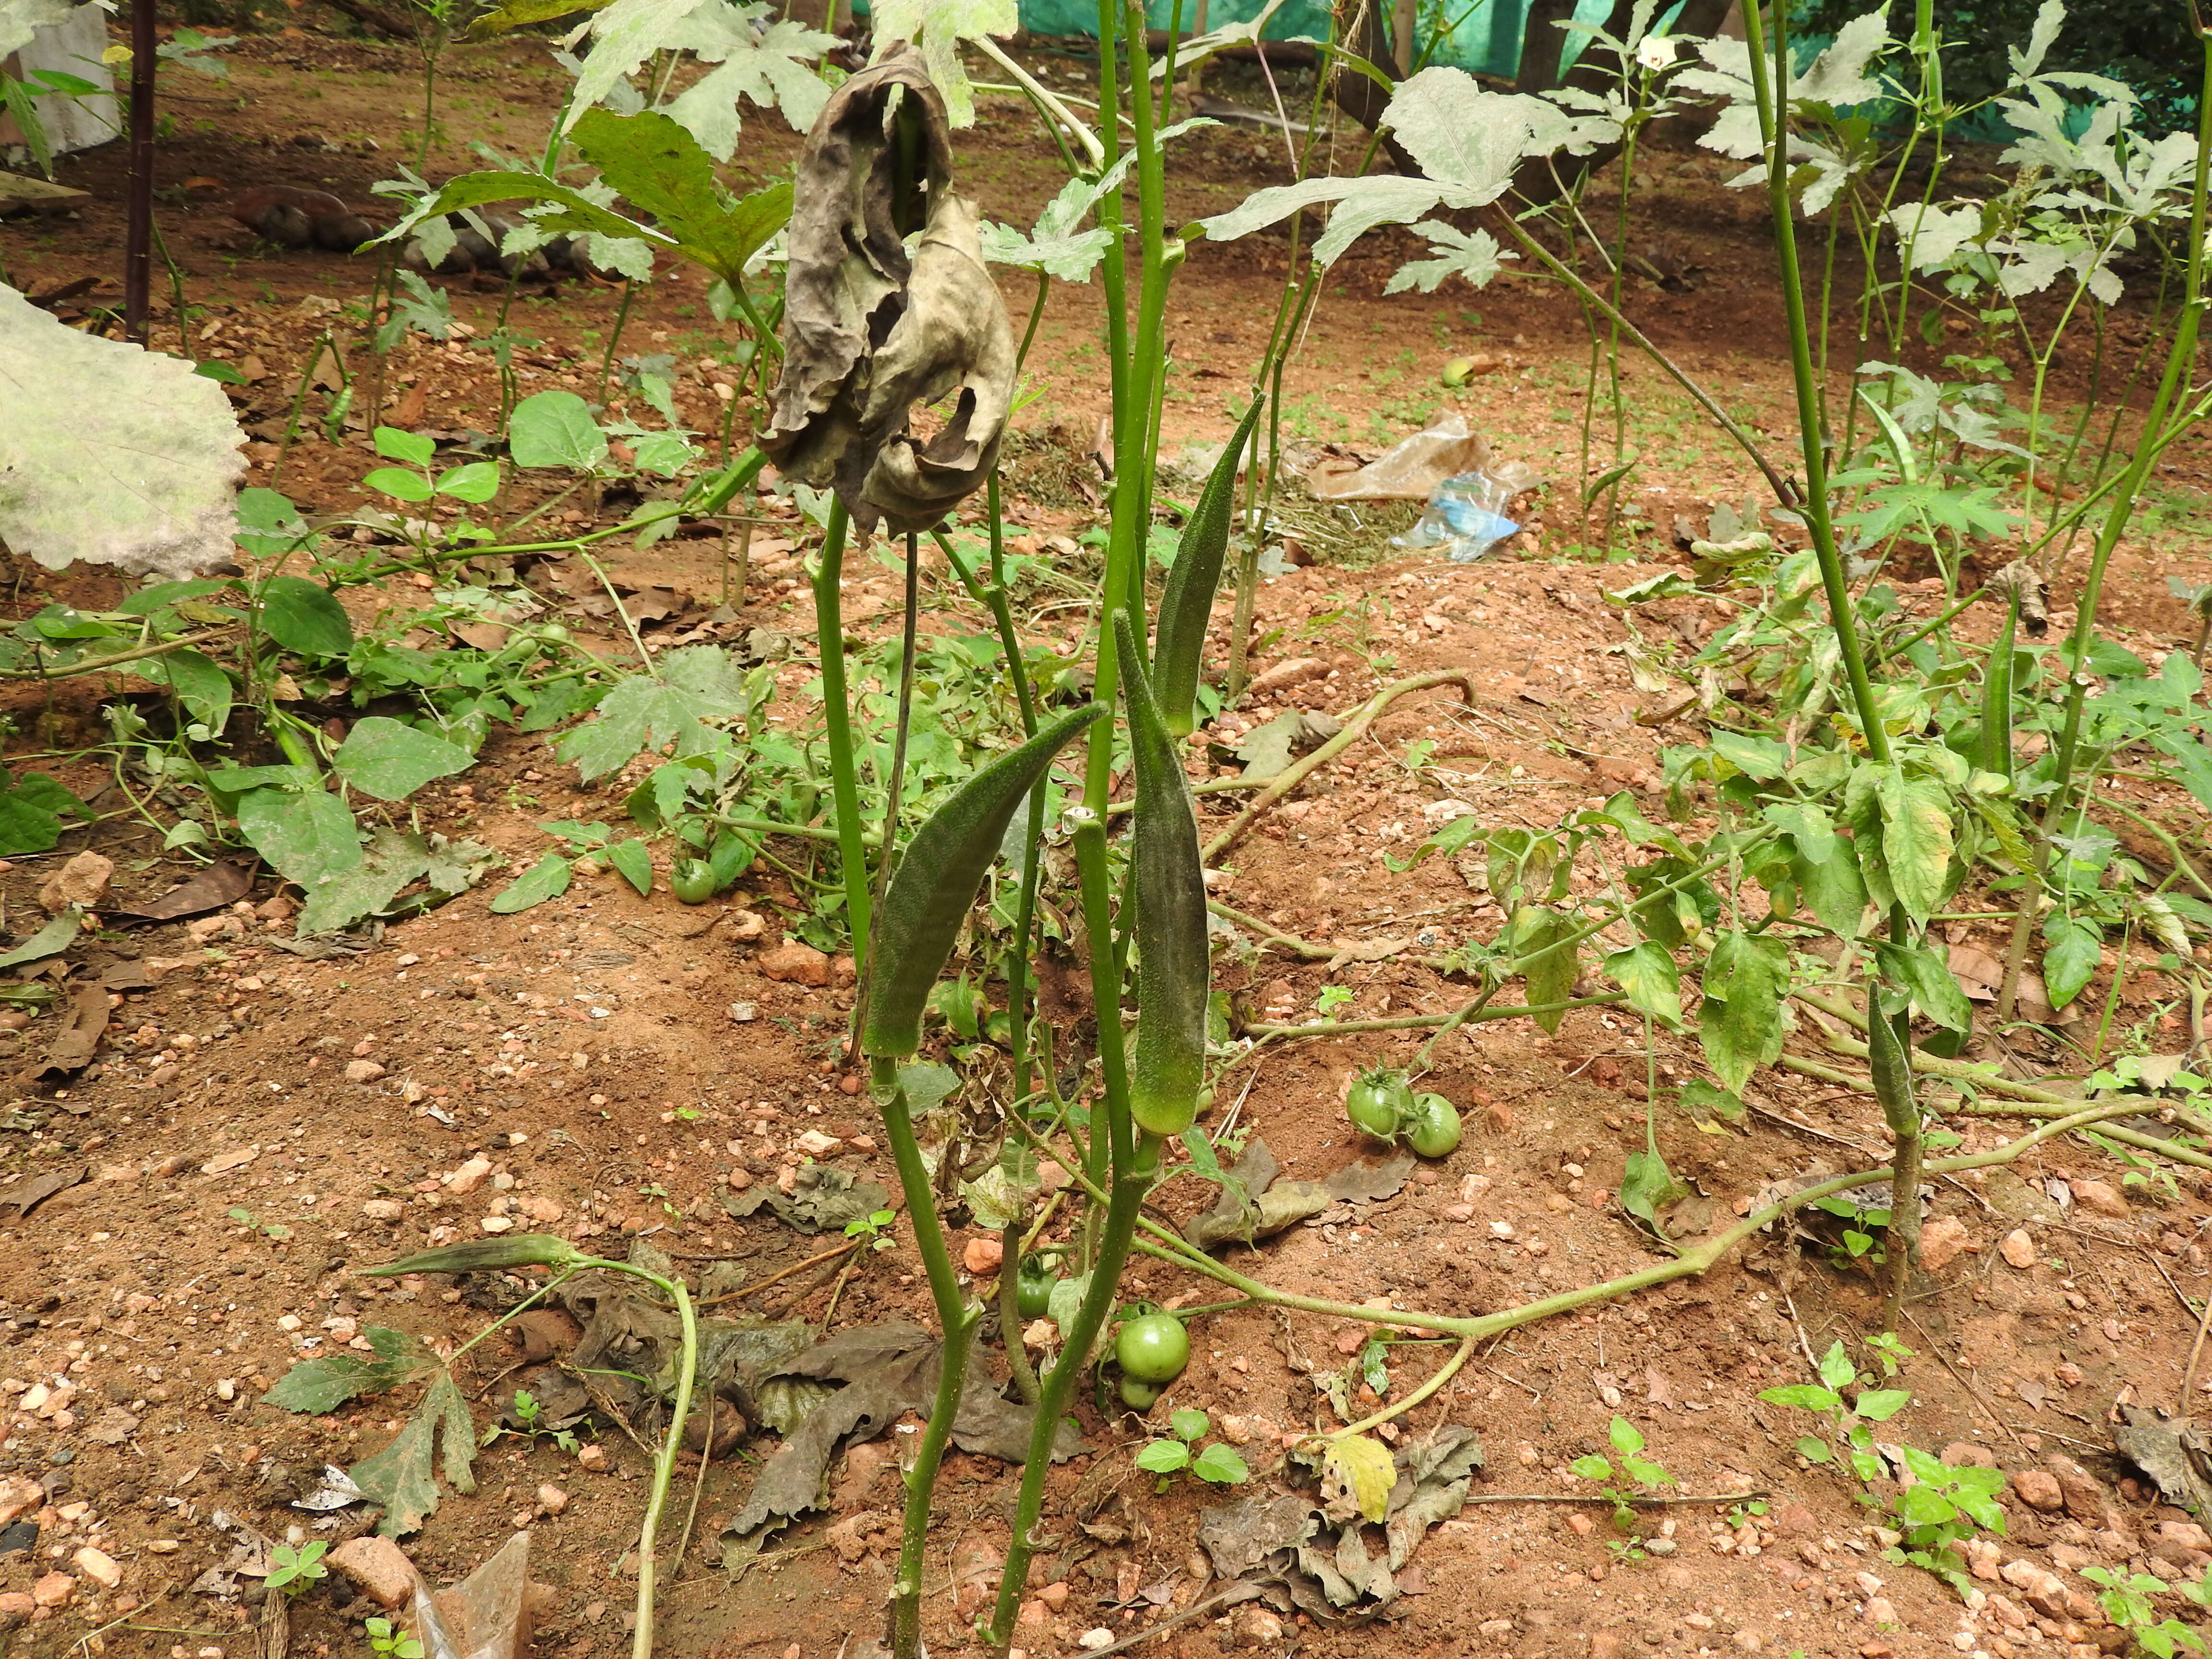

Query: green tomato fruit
[1406,1092,1464,1159]
[1115,1312,1190,1385]
[1016,1260,1058,1322]
[669,858,718,905]
[1346,1068,1415,1142]
[1119,1375,1162,1410]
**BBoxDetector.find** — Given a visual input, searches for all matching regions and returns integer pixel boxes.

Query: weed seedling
[1133,1408,1250,1491]
[1758,1340,1911,1480]
[2080,1565,2211,1657]
[365,1616,426,1659]
[844,1209,898,1251]
[491,1387,580,1455]
[265,1541,328,1597]
[1570,1415,1675,1535]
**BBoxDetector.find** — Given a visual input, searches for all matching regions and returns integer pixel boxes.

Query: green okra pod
[861,702,1107,1059]
[1116,610,1209,1139]
[1152,395,1265,737]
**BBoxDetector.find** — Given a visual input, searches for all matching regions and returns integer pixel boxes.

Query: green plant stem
[854,535,924,1048]
[810,498,872,971]
[1107,1104,2145,1341]
[870,1054,978,1659]
[597,278,639,406]
[1239,995,1625,1038]
[1775,1051,2212,1173]
[1740,0,1920,1322]
[987,1133,1159,1651]
[1997,36,2212,1029]
[0,626,236,683]
[1202,669,1474,859]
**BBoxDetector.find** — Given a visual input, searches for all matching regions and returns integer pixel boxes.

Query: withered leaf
[36,980,108,1079]
[0,1165,86,1218]
[2113,1405,2212,1515]
[724,1321,1082,1541]
[764,48,1014,534]
[113,860,254,924]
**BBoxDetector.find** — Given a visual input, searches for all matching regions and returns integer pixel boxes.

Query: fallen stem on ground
[1202,670,1475,860]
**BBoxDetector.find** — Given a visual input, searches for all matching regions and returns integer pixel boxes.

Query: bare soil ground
[4,22,2212,1659]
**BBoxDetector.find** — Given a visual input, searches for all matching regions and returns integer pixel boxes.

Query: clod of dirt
[36,851,111,912]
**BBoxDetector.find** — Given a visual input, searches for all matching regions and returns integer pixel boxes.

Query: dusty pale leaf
[0,284,245,576]
[866,0,1013,126]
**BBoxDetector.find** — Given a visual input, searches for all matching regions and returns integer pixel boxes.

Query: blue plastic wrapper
[1392,473,1521,564]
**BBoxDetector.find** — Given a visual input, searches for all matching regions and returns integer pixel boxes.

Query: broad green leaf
[1817,1341,1854,1390]
[1791,836,1867,938]
[2041,916,2103,1010]
[1045,1271,1089,1330]
[0,911,79,967]
[364,466,433,503]
[654,12,834,160]
[1191,1443,1250,1484]
[1569,1454,1612,1479]
[509,390,609,473]
[1854,1388,1912,1422]
[570,109,793,287]
[1619,1147,1686,1236]
[350,1369,476,1538]
[1512,905,1579,1033]
[1135,1440,1190,1473]
[147,646,234,733]
[236,786,364,894]
[1169,1407,1210,1443]
[263,1327,434,1412]
[0,284,247,579]
[1386,219,1511,294]
[376,169,673,265]
[1602,941,1681,1029]
[374,426,435,466]
[604,838,652,895]
[1698,930,1787,1092]
[436,461,501,503]
[1709,729,1786,780]
[1677,1078,1744,1125]
[0,779,69,855]
[297,828,438,935]
[1874,940,1972,1034]
[1608,1416,1645,1455]
[332,716,478,802]
[1874,763,1953,925]
[866,0,1014,126]
[555,644,747,780]
[1322,1432,1397,1524]
[490,853,573,914]
[260,577,354,657]
[1765,800,1838,864]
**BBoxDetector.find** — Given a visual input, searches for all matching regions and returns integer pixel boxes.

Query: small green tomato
[1114,1312,1190,1385]
[1406,1092,1464,1159]
[670,858,718,905]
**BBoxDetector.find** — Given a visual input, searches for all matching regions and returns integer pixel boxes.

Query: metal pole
[123,0,155,344]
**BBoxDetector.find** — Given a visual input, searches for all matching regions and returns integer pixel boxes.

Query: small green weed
[265,1540,327,1597]
[1571,1415,1674,1535]
[1133,1408,1250,1490]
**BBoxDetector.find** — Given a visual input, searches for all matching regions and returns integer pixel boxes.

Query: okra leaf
[263,1327,436,1413]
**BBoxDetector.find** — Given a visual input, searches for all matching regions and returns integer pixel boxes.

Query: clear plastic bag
[1307,414,1490,501]
[1392,472,1523,563]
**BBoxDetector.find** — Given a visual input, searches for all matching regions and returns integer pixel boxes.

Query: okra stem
[810,498,872,972]
[871,1053,979,1659]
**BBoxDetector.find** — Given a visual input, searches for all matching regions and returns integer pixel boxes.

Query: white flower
[1635,34,1677,72]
